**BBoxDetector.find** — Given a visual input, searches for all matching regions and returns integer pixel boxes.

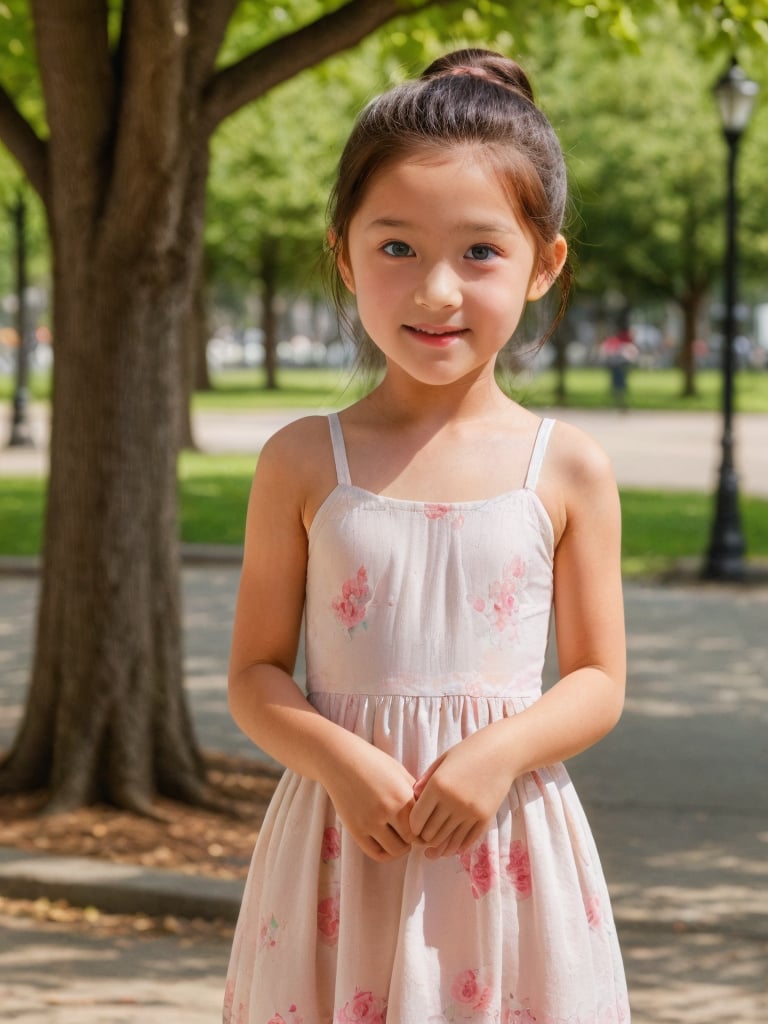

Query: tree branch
[100,1,216,253]
[0,82,48,199]
[30,0,114,216]
[203,0,453,131]
[185,0,240,95]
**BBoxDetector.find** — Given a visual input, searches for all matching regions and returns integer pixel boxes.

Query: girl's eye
[465,244,497,261]
[382,241,414,258]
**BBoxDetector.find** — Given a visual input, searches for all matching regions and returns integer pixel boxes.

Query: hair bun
[421,48,535,105]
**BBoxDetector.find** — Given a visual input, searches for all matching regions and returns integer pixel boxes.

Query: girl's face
[338,147,566,389]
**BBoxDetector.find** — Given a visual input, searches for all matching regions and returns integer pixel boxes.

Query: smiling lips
[405,324,467,347]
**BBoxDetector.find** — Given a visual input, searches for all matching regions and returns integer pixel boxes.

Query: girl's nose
[414,262,462,310]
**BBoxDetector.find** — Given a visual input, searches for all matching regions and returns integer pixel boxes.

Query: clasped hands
[325,730,513,863]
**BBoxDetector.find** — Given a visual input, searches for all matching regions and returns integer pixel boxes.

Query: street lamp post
[703,59,759,581]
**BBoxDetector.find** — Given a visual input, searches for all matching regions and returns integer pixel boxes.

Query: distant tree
[537,11,768,396]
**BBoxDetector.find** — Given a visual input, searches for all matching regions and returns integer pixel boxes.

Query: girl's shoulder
[546,418,616,490]
[258,413,333,466]
[255,415,338,530]
[537,419,618,543]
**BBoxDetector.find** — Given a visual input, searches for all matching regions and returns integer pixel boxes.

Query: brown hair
[326,48,572,372]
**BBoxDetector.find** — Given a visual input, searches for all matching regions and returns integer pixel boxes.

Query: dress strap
[327,413,352,486]
[524,418,555,491]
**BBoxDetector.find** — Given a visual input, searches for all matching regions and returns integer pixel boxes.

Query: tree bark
[193,273,213,393]
[261,238,279,391]
[678,289,704,399]
[552,325,569,406]
[0,1,213,811]
[178,260,213,451]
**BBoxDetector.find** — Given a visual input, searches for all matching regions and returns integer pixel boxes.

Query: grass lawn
[196,366,768,414]
[517,366,768,413]
[2,455,767,577]
[4,365,767,413]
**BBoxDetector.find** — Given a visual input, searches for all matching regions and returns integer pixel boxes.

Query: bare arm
[410,426,626,856]
[228,421,416,861]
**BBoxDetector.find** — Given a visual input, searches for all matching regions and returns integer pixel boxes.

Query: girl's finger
[423,838,451,860]
[372,825,412,860]
[421,806,456,847]
[436,821,475,858]
[411,804,451,844]
[458,821,488,854]
[412,751,447,799]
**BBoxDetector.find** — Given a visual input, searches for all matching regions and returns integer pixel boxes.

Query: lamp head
[714,58,759,138]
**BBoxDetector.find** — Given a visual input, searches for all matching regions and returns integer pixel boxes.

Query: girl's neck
[364,363,515,430]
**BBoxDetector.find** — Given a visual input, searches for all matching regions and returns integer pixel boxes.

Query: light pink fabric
[224,414,630,1024]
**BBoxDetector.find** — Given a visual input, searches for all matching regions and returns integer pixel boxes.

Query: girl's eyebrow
[366,216,517,235]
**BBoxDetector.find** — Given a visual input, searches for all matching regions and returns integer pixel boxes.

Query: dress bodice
[304,415,556,700]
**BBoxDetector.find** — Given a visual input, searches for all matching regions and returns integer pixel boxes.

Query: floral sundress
[224,413,630,1024]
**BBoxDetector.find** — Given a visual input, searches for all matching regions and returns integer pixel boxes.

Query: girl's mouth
[405,324,467,347]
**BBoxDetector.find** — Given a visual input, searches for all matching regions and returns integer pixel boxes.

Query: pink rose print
[469,558,528,640]
[332,566,371,633]
[267,1008,304,1024]
[317,894,341,946]
[506,840,532,899]
[459,841,496,899]
[321,825,341,861]
[259,913,280,949]
[222,979,238,1024]
[585,893,602,929]
[334,988,387,1023]
[450,970,492,1010]
[424,503,464,529]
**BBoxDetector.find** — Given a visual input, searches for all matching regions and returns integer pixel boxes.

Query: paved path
[1,911,764,1024]
[3,403,768,495]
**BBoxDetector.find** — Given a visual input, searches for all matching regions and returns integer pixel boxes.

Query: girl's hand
[322,738,418,863]
[409,732,514,860]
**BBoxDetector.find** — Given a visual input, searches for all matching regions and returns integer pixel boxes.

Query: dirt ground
[0,752,279,881]
[0,753,280,937]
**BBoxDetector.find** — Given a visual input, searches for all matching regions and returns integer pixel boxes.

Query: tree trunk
[0,0,213,809]
[679,290,703,399]
[261,238,279,391]
[178,261,213,451]
[194,273,213,393]
[552,325,568,406]
[1,160,211,811]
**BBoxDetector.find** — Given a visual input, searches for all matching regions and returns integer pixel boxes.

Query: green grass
[193,367,371,411]
[177,452,255,546]
[513,367,768,413]
[0,371,51,402]
[198,366,768,413]
[0,477,49,556]
[4,365,768,412]
[2,460,767,577]
[619,489,768,576]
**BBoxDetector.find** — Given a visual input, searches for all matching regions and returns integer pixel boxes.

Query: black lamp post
[703,59,759,581]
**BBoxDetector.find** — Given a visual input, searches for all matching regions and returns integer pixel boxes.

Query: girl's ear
[527,235,568,301]
[328,229,355,294]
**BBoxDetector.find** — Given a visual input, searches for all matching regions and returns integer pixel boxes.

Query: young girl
[224,48,629,1024]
